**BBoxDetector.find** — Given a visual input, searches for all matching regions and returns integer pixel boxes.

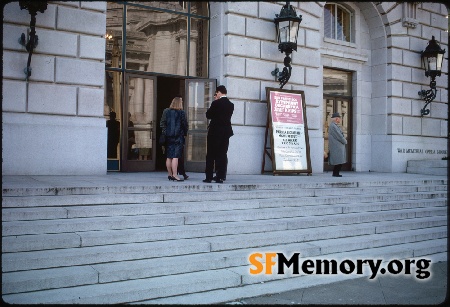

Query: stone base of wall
[407,159,448,176]
[2,113,107,175]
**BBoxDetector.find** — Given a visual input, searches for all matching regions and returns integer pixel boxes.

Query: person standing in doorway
[160,97,188,182]
[176,103,189,180]
[328,112,347,177]
[106,111,120,159]
[203,85,234,183]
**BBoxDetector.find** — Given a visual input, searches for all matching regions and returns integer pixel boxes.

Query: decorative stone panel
[246,18,274,41]
[245,102,267,127]
[57,6,106,36]
[225,35,260,59]
[245,59,276,81]
[3,52,55,82]
[225,14,246,36]
[388,115,403,135]
[80,35,106,60]
[225,2,258,18]
[2,80,27,112]
[28,83,77,115]
[78,87,105,117]
[227,77,261,101]
[55,58,104,86]
[422,118,442,137]
[33,29,78,57]
[402,116,422,136]
[389,98,412,116]
[230,100,245,126]
[224,56,245,78]
[3,2,56,28]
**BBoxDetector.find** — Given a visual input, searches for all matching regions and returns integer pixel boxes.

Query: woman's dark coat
[160,108,188,158]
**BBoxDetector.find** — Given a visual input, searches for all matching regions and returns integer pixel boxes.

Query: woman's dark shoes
[202,179,212,183]
[168,176,174,181]
[172,176,184,182]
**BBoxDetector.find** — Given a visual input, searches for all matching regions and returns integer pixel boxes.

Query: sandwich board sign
[262,88,312,175]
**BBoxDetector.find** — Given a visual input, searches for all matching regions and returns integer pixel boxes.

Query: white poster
[267,89,311,174]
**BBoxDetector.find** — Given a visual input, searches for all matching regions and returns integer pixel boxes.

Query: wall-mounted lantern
[18,1,47,80]
[271,1,302,89]
[418,36,446,116]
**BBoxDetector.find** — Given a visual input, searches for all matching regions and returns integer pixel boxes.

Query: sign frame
[263,87,312,175]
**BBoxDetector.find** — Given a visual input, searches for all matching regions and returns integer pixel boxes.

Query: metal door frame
[184,78,217,172]
[121,72,157,172]
[323,95,352,172]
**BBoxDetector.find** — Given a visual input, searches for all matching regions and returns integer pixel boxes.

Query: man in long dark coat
[328,112,347,177]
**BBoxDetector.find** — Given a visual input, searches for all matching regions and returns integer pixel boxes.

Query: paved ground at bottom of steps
[222,260,448,305]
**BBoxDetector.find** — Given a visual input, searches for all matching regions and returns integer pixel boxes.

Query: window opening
[324,3,353,43]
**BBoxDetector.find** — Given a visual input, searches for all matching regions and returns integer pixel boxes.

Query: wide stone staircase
[2,176,447,304]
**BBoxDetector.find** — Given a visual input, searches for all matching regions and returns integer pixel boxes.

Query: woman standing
[160,97,188,182]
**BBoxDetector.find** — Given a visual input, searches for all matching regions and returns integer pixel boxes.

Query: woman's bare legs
[166,158,172,176]
[171,158,180,180]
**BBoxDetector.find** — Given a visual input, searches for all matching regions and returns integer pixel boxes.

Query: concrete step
[341,198,446,213]
[2,268,242,304]
[145,250,448,305]
[4,208,446,253]
[7,222,445,273]
[2,189,447,222]
[3,195,447,236]
[1,176,447,304]
[3,182,447,209]
[2,237,446,302]
[3,178,447,197]
[2,214,185,236]
[1,238,211,272]
[3,225,446,295]
[307,226,447,255]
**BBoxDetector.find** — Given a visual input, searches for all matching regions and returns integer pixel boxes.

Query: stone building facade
[2,2,448,176]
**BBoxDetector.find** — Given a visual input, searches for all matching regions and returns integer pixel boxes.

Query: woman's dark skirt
[165,136,184,158]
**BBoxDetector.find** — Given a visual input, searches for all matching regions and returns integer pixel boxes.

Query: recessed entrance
[323,68,353,172]
[104,1,211,172]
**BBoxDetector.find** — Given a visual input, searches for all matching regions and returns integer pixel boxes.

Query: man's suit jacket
[206,96,234,138]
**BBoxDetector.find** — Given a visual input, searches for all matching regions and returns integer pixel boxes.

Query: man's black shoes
[203,177,224,183]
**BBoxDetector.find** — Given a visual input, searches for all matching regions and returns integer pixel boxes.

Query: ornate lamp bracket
[18,1,47,80]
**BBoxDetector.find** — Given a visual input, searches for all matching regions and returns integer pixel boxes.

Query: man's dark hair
[216,85,227,95]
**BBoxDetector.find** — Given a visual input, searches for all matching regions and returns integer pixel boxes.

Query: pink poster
[270,91,303,125]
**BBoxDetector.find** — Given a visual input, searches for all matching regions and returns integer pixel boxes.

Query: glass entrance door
[184,79,216,172]
[121,73,157,172]
[323,96,352,171]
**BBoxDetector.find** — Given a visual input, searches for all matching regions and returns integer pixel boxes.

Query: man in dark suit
[203,85,234,183]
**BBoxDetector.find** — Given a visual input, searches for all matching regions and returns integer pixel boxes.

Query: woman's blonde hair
[169,97,183,110]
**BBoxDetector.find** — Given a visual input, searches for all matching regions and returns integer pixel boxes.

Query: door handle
[150,120,153,140]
